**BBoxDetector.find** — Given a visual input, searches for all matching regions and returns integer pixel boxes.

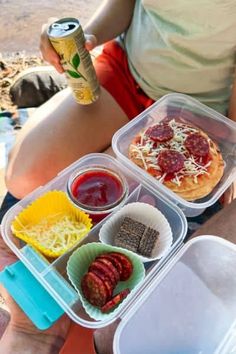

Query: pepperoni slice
[98,254,123,278]
[158,150,184,174]
[96,257,120,283]
[109,252,133,281]
[89,262,116,298]
[184,133,209,157]
[89,260,117,287]
[81,272,108,307]
[145,124,174,142]
[101,289,130,313]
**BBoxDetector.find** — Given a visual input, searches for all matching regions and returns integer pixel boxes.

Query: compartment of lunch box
[112,93,236,216]
[113,236,236,354]
[1,154,140,270]
[36,183,187,327]
[1,153,187,328]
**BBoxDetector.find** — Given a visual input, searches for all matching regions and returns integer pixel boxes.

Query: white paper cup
[99,202,173,262]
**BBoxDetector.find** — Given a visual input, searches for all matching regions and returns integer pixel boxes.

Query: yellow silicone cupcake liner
[11,190,92,258]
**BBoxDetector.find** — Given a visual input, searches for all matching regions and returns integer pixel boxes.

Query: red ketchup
[68,168,127,222]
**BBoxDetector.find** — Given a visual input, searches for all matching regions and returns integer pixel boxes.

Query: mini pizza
[129,119,224,201]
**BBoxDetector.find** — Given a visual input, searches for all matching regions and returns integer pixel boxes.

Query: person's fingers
[94,319,120,354]
[40,21,97,72]
[0,283,26,323]
[0,307,10,339]
[221,184,234,207]
[85,34,98,52]
[0,234,17,272]
[39,18,64,73]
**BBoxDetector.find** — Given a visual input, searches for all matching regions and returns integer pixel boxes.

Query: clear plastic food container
[67,166,129,222]
[1,154,236,353]
[113,236,236,354]
[112,93,236,216]
[0,153,187,329]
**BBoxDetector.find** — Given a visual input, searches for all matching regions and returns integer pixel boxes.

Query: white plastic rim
[99,202,173,263]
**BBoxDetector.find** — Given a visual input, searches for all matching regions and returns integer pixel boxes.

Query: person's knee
[5,160,42,200]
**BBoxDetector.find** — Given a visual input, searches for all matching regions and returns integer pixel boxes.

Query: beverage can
[48,18,100,105]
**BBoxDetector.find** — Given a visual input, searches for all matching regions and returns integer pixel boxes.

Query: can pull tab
[52,23,76,31]
[0,261,64,330]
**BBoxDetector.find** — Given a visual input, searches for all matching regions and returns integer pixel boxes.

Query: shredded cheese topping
[15,213,88,252]
[131,119,212,186]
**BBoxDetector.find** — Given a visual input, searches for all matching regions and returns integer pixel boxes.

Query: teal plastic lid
[0,260,64,330]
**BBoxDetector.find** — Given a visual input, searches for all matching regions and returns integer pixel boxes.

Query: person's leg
[186,200,223,239]
[191,197,236,242]
[93,321,119,354]
[4,40,154,201]
[0,193,19,223]
[5,87,129,199]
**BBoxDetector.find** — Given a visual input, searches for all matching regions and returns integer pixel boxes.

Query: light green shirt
[124,0,236,114]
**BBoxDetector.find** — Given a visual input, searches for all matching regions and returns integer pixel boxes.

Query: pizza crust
[128,122,224,201]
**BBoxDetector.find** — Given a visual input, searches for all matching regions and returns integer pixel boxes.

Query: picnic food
[13,215,89,255]
[81,251,133,311]
[67,242,145,320]
[129,119,224,201]
[101,289,130,313]
[115,217,146,253]
[67,167,128,221]
[99,202,173,262]
[114,217,159,258]
[11,190,92,257]
[138,227,159,258]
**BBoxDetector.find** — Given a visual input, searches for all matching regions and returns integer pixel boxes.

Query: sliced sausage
[158,149,185,174]
[184,133,209,157]
[145,124,174,142]
[81,272,108,307]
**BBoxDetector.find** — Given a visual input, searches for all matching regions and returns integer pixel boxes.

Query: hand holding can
[40,17,64,73]
[47,18,100,105]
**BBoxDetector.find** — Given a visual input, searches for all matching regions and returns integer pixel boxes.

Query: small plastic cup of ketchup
[67,167,129,222]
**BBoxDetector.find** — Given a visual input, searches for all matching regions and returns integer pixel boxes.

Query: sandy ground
[0,0,100,53]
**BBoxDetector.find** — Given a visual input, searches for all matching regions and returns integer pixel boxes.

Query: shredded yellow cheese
[15,214,88,253]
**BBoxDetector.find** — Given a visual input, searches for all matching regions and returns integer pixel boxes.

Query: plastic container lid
[112,93,236,216]
[113,236,236,354]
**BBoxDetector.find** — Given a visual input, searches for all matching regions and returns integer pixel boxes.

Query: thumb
[84,34,98,51]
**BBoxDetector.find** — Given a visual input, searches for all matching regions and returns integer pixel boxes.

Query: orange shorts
[94,41,155,120]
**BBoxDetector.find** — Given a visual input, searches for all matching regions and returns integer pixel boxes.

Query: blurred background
[0,0,100,53]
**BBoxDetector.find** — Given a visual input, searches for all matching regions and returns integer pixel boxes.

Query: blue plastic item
[0,260,64,330]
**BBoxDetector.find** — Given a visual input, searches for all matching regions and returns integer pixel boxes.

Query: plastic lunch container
[0,153,187,329]
[113,236,236,354]
[1,154,236,352]
[112,93,236,216]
